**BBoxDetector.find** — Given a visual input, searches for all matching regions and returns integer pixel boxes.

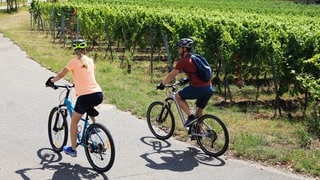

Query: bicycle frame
[56,85,93,146]
[164,83,188,128]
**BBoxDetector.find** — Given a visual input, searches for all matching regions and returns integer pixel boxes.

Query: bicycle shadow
[15,148,108,180]
[140,136,225,172]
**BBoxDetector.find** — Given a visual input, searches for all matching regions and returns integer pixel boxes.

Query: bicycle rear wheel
[196,114,229,156]
[48,107,68,152]
[146,101,175,140]
[84,123,115,173]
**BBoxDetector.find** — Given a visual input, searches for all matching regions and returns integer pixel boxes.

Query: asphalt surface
[0,33,315,180]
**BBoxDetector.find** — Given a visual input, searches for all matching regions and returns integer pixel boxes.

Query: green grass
[1,7,319,178]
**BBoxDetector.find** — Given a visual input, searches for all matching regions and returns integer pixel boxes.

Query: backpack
[191,54,213,82]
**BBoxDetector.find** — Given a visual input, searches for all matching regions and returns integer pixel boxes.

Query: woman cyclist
[46,39,103,157]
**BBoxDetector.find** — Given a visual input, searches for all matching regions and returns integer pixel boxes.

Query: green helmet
[72,39,87,50]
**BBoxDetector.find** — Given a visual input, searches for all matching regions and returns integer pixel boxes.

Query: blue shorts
[178,85,213,109]
[74,92,103,116]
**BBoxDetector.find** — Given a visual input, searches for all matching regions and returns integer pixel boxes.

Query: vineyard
[14,0,320,176]
[30,0,320,118]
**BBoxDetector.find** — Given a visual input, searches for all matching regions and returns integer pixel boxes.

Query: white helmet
[176,38,194,48]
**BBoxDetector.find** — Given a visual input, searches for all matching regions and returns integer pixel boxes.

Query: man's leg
[175,93,192,116]
[176,93,198,127]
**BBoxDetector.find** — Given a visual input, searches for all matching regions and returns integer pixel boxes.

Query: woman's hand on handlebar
[45,76,58,89]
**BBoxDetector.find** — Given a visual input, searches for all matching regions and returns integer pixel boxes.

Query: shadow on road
[15,148,108,180]
[140,136,225,172]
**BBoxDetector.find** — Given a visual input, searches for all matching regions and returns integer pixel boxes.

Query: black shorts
[74,92,103,116]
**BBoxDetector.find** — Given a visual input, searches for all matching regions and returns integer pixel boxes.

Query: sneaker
[63,146,77,157]
[184,115,197,127]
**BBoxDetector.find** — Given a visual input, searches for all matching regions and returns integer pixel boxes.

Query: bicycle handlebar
[46,84,74,90]
[48,84,75,101]
[54,84,75,89]
[161,81,184,93]
[166,78,190,88]
[165,82,180,88]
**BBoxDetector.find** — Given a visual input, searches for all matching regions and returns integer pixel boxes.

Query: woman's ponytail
[75,49,90,68]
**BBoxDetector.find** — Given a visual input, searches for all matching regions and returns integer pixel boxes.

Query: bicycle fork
[53,107,67,132]
[157,101,171,123]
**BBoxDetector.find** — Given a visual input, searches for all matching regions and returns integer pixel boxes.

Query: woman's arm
[51,67,69,83]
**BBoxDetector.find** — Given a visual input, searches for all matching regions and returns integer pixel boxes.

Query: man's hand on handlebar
[45,76,58,89]
[156,83,165,90]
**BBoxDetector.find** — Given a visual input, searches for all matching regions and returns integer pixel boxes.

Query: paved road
[0,34,314,180]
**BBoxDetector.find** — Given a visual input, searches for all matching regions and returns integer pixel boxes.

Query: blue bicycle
[47,84,115,172]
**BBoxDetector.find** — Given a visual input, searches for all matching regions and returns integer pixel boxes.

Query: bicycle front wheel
[196,114,229,156]
[48,107,68,152]
[84,123,115,173]
[146,101,175,140]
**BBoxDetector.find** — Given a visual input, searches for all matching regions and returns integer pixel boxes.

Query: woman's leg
[70,112,83,150]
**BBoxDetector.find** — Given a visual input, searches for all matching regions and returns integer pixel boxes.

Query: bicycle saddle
[87,107,99,117]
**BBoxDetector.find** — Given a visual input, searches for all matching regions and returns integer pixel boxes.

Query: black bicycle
[147,81,229,156]
[47,84,115,172]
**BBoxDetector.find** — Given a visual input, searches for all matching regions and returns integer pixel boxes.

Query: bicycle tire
[84,123,115,173]
[48,107,68,153]
[146,101,175,140]
[196,114,229,156]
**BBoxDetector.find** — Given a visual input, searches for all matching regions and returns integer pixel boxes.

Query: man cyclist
[157,38,214,128]
[46,39,103,157]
